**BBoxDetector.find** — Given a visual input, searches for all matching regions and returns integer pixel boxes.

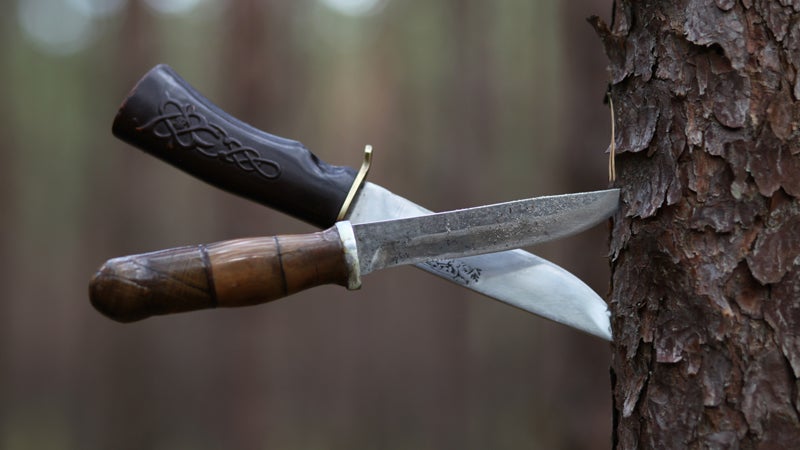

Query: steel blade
[347,184,616,340]
[354,189,618,274]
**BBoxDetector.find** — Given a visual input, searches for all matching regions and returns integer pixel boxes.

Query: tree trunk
[592,1,800,448]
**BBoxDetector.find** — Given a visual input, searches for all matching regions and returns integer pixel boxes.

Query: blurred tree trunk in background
[215,3,304,447]
[116,0,154,87]
[222,0,299,126]
[593,1,800,447]
[99,2,159,448]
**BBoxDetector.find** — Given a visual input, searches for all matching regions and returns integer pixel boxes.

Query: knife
[111,64,617,340]
[90,190,618,323]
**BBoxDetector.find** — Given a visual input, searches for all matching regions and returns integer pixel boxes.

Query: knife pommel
[90,225,358,322]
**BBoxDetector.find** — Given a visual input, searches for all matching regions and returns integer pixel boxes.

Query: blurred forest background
[0,0,615,448]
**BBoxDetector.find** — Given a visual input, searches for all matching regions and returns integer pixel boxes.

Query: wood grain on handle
[90,227,351,322]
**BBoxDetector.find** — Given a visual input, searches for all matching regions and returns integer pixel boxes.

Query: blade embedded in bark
[348,184,617,340]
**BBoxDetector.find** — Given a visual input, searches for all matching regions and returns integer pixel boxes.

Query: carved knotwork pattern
[138,100,281,179]
[423,259,482,285]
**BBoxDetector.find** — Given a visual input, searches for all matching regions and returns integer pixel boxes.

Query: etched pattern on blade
[423,259,483,285]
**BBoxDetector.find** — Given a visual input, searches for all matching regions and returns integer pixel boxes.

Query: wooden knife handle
[112,64,358,228]
[89,225,359,323]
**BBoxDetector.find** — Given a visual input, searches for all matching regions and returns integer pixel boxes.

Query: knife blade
[111,64,616,340]
[90,190,618,323]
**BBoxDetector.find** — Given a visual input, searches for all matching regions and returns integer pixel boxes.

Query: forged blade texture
[346,183,616,340]
[353,189,619,276]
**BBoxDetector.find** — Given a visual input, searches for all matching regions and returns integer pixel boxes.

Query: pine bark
[592,1,800,448]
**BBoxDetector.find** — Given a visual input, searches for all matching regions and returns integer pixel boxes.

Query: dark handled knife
[111,64,618,340]
[90,190,618,323]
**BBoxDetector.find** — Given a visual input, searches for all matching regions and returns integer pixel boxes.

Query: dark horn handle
[112,64,357,228]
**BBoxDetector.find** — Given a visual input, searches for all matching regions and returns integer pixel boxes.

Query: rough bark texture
[592,1,800,448]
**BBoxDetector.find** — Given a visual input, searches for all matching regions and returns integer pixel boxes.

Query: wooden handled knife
[90,190,618,323]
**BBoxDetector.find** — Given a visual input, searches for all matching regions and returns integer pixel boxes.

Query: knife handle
[89,223,361,323]
[112,64,358,228]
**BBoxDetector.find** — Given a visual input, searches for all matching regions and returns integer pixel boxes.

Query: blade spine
[351,185,619,225]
